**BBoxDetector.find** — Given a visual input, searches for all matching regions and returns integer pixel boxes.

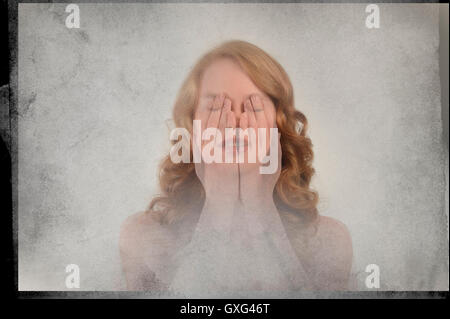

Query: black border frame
[4,0,449,301]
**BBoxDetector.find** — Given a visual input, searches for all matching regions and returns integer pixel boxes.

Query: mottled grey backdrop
[17,3,448,291]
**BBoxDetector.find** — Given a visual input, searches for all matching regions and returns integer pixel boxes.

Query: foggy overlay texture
[17,3,448,292]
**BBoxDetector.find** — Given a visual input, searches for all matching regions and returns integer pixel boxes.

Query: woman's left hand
[238,94,281,210]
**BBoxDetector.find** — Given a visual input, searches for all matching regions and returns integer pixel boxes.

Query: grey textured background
[17,3,448,291]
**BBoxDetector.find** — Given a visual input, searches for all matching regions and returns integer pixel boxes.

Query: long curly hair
[147,40,319,226]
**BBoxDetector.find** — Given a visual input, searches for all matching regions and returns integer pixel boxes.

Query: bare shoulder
[287,215,353,290]
[119,211,178,290]
[311,216,353,289]
[314,216,353,254]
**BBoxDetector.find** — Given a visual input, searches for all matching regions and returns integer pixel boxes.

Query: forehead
[199,58,262,97]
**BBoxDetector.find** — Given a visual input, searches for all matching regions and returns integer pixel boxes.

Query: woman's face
[194,58,277,162]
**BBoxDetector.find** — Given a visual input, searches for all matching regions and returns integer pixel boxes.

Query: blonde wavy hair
[147,40,319,226]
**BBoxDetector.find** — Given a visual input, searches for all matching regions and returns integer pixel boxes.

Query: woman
[119,40,353,294]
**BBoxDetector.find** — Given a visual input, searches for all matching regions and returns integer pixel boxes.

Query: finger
[197,98,213,132]
[240,112,248,130]
[225,111,237,163]
[244,98,257,129]
[267,105,277,128]
[250,94,267,128]
[217,98,231,149]
[218,98,231,134]
[206,93,225,128]
[262,96,277,128]
[250,95,270,158]
[227,109,236,128]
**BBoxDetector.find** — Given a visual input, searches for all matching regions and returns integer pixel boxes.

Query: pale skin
[120,58,353,292]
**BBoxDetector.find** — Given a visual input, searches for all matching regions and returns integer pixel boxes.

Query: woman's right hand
[194,93,240,206]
